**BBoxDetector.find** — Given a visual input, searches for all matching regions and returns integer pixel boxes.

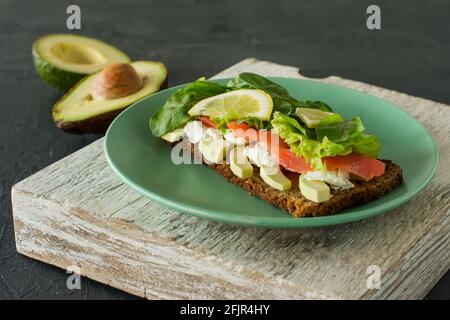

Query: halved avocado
[53,61,168,133]
[33,34,130,91]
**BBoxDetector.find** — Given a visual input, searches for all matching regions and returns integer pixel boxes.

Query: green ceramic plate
[105,78,438,228]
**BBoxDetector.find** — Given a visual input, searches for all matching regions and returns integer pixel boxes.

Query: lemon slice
[295,107,334,128]
[188,89,273,120]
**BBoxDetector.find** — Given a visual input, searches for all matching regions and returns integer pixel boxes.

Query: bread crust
[169,141,403,218]
[207,159,403,218]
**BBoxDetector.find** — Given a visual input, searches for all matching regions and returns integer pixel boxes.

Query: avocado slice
[260,165,292,191]
[299,174,331,203]
[198,137,231,164]
[161,128,185,143]
[229,146,253,179]
[33,34,130,91]
[53,61,168,133]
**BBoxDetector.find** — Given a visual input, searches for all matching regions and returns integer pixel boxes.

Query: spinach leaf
[236,73,298,115]
[296,100,333,112]
[149,79,227,136]
[238,72,292,98]
[234,73,333,115]
[226,77,252,90]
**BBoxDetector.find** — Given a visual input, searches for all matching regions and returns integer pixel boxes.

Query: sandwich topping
[150,73,386,203]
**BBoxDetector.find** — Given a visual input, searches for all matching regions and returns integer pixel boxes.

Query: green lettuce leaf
[149,78,228,137]
[235,117,271,130]
[271,112,381,170]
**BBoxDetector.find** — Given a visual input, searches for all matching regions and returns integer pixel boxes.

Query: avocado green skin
[32,50,86,92]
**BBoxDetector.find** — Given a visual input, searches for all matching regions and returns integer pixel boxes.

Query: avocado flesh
[198,138,231,164]
[53,61,168,133]
[299,174,330,203]
[260,165,292,191]
[33,34,130,91]
[230,147,253,179]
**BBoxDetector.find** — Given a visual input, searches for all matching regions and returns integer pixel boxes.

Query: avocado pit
[52,60,168,133]
[91,63,143,100]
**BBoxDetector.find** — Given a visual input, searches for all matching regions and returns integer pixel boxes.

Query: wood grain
[11,58,450,299]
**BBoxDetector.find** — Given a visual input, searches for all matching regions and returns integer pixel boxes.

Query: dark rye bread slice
[208,160,402,217]
[177,141,403,218]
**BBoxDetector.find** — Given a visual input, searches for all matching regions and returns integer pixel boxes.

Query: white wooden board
[11,58,450,299]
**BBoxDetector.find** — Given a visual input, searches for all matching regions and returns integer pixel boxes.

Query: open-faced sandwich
[149,73,403,218]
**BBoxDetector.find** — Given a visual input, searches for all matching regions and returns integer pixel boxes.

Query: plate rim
[104,77,439,228]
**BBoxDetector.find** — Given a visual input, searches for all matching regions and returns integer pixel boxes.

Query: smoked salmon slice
[198,116,217,128]
[227,120,385,180]
[228,121,311,172]
[324,153,385,181]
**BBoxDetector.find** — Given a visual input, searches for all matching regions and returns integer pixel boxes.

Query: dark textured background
[0,0,448,299]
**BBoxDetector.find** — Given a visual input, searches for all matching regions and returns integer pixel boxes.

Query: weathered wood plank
[11,58,450,299]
